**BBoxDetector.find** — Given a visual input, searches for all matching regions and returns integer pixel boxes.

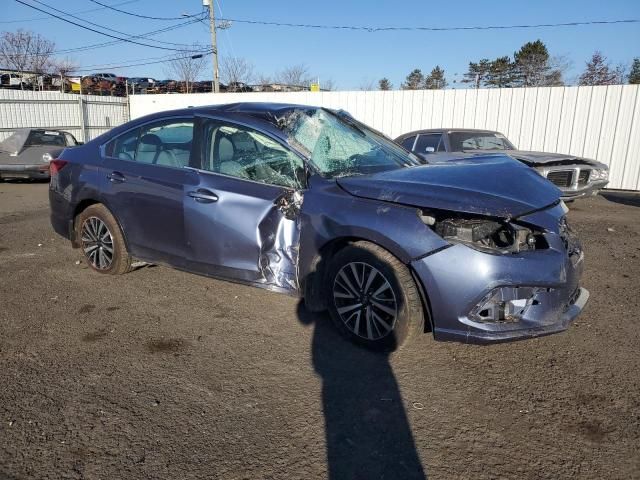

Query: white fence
[0,89,128,143]
[131,85,640,191]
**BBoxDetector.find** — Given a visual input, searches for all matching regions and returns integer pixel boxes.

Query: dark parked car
[0,129,80,180]
[128,77,157,93]
[396,129,609,201]
[49,103,588,350]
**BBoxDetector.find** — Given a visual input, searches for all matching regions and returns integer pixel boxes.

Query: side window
[201,121,304,188]
[400,135,416,151]
[64,133,77,146]
[136,120,193,168]
[105,119,193,167]
[107,128,139,161]
[415,134,442,153]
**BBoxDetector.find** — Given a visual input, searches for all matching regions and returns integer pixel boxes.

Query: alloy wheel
[81,216,114,270]
[332,261,398,340]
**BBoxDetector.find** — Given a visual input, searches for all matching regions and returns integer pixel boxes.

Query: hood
[337,154,561,218]
[502,150,597,166]
[465,150,598,166]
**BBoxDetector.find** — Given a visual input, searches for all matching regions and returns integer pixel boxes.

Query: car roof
[396,128,500,140]
[104,103,323,144]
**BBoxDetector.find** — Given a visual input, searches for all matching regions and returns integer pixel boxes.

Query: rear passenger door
[101,117,198,265]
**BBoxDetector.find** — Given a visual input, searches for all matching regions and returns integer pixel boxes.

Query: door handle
[107,171,125,183]
[188,189,218,203]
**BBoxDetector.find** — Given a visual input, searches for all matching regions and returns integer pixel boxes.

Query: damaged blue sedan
[49,103,589,350]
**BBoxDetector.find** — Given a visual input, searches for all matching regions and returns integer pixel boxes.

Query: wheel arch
[71,199,130,252]
[303,236,434,333]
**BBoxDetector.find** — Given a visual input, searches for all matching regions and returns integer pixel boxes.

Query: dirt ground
[0,182,638,480]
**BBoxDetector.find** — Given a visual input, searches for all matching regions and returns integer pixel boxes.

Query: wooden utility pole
[206,0,220,93]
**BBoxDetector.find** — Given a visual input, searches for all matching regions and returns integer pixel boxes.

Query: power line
[13,0,203,51]
[1,19,207,59]
[215,17,640,32]
[52,19,206,55]
[0,0,140,24]
[2,19,205,56]
[73,50,214,73]
[87,0,203,21]
[27,0,204,48]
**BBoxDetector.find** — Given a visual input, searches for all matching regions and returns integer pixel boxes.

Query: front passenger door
[184,118,306,291]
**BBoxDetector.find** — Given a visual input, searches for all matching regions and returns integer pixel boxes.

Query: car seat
[136,134,162,163]
[218,136,244,176]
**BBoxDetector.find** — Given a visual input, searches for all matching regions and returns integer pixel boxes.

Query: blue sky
[3,0,640,89]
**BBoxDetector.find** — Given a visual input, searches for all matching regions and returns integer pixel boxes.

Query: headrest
[219,137,234,162]
[140,134,161,146]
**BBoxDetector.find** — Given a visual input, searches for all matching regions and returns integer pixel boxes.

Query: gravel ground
[0,182,638,480]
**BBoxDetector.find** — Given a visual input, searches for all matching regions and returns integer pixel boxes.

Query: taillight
[49,159,69,175]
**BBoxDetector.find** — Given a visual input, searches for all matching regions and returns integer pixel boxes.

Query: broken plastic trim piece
[469,287,542,324]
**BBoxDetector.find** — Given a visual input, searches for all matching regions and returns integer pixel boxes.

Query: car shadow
[297,301,427,479]
[601,191,640,208]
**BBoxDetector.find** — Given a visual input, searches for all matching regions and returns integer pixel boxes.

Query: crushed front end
[412,201,589,343]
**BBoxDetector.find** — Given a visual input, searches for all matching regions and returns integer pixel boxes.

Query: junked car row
[47,102,593,352]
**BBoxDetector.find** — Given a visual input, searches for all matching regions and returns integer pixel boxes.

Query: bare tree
[276,64,311,88]
[358,78,376,91]
[220,56,255,88]
[256,74,272,86]
[164,48,206,93]
[0,29,55,90]
[49,57,78,92]
[321,78,337,91]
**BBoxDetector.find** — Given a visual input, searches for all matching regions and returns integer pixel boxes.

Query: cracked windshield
[285,109,417,178]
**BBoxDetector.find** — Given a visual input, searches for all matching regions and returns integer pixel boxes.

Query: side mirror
[424,146,435,154]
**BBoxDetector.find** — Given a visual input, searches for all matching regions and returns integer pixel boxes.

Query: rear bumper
[49,188,74,242]
[0,163,50,180]
[411,234,587,344]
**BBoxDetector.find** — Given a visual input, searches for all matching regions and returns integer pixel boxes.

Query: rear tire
[76,204,132,275]
[326,241,424,351]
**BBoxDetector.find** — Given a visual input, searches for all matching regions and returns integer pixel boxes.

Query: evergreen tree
[378,78,392,90]
[486,56,515,88]
[578,51,619,85]
[461,59,491,88]
[512,40,563,87]
[628,58,640,84]
[401,69,424,90]
[423,66,448,89]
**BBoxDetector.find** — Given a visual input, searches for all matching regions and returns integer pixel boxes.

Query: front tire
[326,241,424,351]
[76,204,132,275]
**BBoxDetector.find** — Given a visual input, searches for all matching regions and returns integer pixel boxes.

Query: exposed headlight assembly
[421,213,547,254]
[589,168,608,181]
